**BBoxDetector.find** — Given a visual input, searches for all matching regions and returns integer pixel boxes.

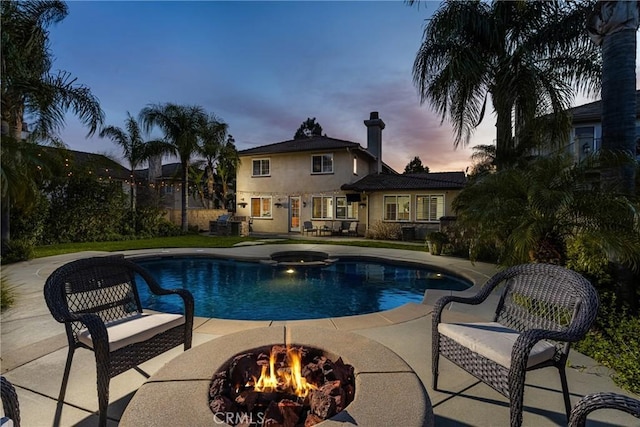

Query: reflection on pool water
[133,256,471,320]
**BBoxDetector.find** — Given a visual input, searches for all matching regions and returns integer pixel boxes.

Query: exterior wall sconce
[582,143,592,155]
[303,201,307,208]
[237,202,247,208]
[274,202,283,208]
[359,202,367,208]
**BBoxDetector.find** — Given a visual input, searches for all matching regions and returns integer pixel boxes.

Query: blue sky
[47,1,629,172]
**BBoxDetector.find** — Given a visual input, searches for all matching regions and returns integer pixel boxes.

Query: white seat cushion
[438,322,556,369]
[78,313,185,352]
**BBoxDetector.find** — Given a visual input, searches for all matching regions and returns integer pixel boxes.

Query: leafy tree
[43,172,128,243]
[199,114,229,208]
[294,117,324,139]
[409,0,600,168]
[99,113,166,218]
[216,135,240,209]
[1,0,103,250]
[139,103,207,232]
[403,156,429,174]
[588,1,639,196]
[467,144,496,179]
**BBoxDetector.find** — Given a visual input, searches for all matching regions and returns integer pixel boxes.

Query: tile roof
[38,146,131,180]
[238,135,397,174]
[238,136,366,156]
[569,90,640,123]
[341,171,466,192]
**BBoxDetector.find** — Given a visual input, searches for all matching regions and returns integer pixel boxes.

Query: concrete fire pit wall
[120,326,433,427]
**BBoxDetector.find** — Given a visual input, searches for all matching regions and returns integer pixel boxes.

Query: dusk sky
[47,1,630,173]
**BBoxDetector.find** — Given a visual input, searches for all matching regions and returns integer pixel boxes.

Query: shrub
[574,293,640,394]
[157,219,182,237]
[1,239,34,264]
[0,276,15,310]
[365,221,401,240]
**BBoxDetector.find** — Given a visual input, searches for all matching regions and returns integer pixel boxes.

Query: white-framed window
[353,156,358,175]
[311,196,333,219]
[252,158,270,177]
[574,127,595,158]
[416,195,444,222]
[335,196,357,219]
[383,195,410,221]
[311,153,333,174]
[250,196,272,218]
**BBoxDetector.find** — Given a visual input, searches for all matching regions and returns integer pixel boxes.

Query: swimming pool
[133,256,471,320]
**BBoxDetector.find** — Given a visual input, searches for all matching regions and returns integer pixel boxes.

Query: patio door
[289,196,301,232]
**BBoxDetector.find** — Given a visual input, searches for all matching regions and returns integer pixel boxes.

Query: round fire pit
[210,345,355,426]
[120,326,434,427]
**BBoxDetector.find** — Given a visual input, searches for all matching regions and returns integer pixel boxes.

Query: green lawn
[32,234,427,258]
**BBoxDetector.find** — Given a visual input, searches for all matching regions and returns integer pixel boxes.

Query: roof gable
[238,136,363,156]
[569,90,640,123]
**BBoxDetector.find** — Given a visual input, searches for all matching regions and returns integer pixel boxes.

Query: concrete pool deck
[1,243,638,426]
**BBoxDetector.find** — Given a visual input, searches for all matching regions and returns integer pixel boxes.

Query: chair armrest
[432,279,502,326]
[128,261,195,319]
[569,392,640,427]
[510,328,582,375]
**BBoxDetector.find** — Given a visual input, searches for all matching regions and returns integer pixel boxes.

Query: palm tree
[1,0,103,250]
[139,103,207,232]
[199,115,228,208]
[1,0,103,140]
[99,113,167,228]
[453,153,640,271]
[588,1,639,196]
[409,0,600,168]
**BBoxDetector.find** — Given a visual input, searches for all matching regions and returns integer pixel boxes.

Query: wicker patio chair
[569,392,640,427]
[431,263,599,427]
[44,255,194,427]
[1,376,20,427]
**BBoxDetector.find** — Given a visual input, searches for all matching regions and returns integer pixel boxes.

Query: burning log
[209,345,355,427]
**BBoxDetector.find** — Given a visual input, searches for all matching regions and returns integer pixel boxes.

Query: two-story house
[563,90,640,162]
[236,112,466,237]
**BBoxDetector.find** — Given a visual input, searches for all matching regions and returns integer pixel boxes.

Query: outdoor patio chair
[343,221,358,236]
[568,392,640,427]
[431,263,599,427]
[302,221,317,236]
[331,221,344,235]
[1,376,20,427]
[44,255,194,427]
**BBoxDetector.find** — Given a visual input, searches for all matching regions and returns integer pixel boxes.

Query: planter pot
[428,241,442,256]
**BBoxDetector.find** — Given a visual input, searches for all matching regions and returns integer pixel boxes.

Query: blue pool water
[133,256,471,320]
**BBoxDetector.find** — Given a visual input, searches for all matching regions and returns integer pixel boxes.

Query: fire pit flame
[252,346,317,398]
[210,344,355,426]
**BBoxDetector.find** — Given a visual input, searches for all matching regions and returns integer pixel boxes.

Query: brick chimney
[364,111,385,174]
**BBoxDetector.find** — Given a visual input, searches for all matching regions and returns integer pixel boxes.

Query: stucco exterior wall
[164,208,228,231]
[236,149,367,233]
[366,189,461,240]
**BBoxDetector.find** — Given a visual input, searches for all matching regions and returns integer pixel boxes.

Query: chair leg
[432,335,440,390]
[509,374,526,427]
[558,364,572,422]
[95,356,111,427]
[53,348,75,427]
